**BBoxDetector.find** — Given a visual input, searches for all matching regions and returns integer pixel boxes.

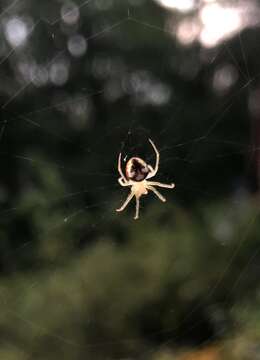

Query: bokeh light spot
[50,58,70,86]
[212,64,238,94]
[4,17,29,47]
[176,18,200,45]
[199,3,242,47]
[61,1,80,25]
[67,34,87,58]
[154,0,195,12]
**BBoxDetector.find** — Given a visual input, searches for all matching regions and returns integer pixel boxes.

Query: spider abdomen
[126,157,150,182]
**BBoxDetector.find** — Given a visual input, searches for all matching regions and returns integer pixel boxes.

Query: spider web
[0,0,260,359]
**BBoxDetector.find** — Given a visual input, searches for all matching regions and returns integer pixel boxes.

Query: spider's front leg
[147,139,160,177]
[117,153,128,183]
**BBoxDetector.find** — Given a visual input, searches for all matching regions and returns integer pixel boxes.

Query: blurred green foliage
[0,159,260,359]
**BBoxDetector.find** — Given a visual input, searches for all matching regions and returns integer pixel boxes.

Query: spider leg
[147,165,155,178]
[147,185,166,202]
[148,139,159,177]
[118,177,130,187]
[118,153,127,182]
[116,191,135,212]
[134,197,140,220]
[147,181,175,189]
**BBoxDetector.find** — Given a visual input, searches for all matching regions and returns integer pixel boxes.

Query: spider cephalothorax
[116,139,175,220]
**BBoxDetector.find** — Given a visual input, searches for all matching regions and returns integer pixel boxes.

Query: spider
[116,139,175,220]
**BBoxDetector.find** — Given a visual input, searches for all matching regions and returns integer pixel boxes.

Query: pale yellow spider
[116,139,175,220]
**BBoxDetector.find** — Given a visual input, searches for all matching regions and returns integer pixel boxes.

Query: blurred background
[0,0,260,359]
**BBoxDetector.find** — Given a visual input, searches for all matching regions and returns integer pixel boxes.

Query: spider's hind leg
[134,197,140,220]
[116,191,134,212]
[147,185,166,202]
